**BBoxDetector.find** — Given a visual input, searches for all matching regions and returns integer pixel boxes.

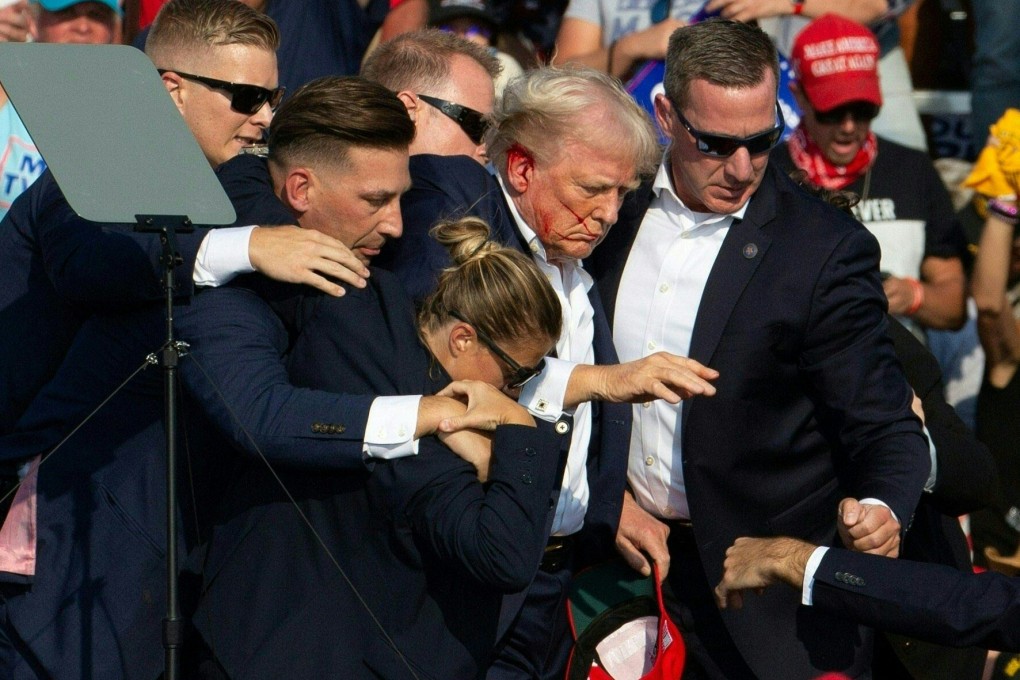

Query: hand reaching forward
[567,352,718,408]
[714,536,815,610]
[837,498,900,557]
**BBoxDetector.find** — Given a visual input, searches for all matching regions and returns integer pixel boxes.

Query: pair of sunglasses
[673,100,786,157]
[813,101,880,125]
[417,94,490,145]
[158,69,285,115]
[449,310,546,389]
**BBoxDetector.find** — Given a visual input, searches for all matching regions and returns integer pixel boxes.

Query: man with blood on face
[382,65,725,680]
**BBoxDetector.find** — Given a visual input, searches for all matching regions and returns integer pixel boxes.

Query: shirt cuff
[801,546,828,605]
[362,395,421,460]
[518,357,574,422]
[922,425,938,492]
[192,225,257,287]
[857,498,898,526]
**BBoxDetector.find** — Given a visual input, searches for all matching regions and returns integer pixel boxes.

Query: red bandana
[787,125,878,190]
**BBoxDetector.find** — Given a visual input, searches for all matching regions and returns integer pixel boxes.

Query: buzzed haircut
[268,76,415,171]
[361,28,501,94]
[663,19,779,109]
[145,0,280,66]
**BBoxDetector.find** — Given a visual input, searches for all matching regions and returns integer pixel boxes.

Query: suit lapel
[683,168,780,425]
[587,181,653,329]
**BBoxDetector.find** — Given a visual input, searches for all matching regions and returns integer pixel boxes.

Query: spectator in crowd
[429,0,523,96]
[0,0,29,41]
[711,0,926,151]
[586,19,929,679]
[714,535,1020,653]
[553,0,689,79]
[361,28,500,164]
[970,0,1020,150]
[0,0,120,217]
[772,14,968,339]
[383,64,720,680]
[968,115,1020,568]
[28,0,120,43]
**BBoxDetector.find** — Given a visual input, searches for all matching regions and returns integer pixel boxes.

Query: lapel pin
[742,243,758,259]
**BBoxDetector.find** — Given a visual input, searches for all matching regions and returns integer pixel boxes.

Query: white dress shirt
[500,176,594,536]
[613,160,746,520]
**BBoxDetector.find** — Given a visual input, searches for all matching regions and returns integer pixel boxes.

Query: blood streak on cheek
[560,200,595,236]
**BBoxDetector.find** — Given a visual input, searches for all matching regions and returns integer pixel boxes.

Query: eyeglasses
[158,69,285,115]
[672,100,785,157]
[416,94,490,145]
[449,310,546,389]
[812,101,880,125]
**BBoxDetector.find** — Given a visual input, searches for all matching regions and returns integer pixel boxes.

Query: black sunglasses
[449,310,546,389]
[672,100,785,157]
[158,69,285,115]
[813,101,880,125]
[417,94,490,145]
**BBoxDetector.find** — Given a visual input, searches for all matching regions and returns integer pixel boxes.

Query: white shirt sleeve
[362,394,421,459]
[801,546,829,605]
[518,357,576,422]
[922,425,938,492]
[192,226,257,287]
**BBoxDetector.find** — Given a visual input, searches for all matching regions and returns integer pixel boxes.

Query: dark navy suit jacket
[813,548,1020,652]
[0,158,371,679]
[586,162,931,680]
[193,273,562,679]
[378,154,632,561]
[0,170,213,436]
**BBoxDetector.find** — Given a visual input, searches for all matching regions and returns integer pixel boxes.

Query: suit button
[644,456,654,466]
[521,474,533,485]
[311,423,323,433]
[524,447,536,457]
[554,421,570,435]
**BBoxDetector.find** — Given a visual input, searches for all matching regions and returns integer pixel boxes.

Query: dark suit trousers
[487,564,574,680]
[664,524,756,680]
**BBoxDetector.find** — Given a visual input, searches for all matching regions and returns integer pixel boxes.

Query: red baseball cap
[791,14,882,112]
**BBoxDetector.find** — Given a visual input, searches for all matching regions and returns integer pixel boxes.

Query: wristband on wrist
[905,277,925,316]
[791,0,805,15]
[988,197,1019,225]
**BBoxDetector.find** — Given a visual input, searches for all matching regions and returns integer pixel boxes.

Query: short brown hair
[663,19,778,109]
[361,29,500,94]
[268,76,415,171]
[145,0,280,67]
[419,217,562,347]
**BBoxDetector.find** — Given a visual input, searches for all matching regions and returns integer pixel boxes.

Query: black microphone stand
[136,214,194,680]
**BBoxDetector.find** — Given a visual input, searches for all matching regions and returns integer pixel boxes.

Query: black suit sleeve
[379,422,562,592]
[887,317,997,516]
[813,548,1020,651]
